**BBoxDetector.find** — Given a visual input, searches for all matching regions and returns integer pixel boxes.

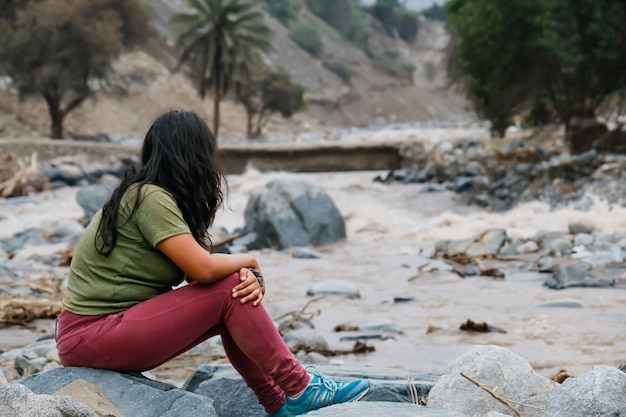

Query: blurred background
[2,0,623,155]
[0,0,466,142]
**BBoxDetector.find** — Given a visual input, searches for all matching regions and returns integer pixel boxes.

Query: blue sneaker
[266,403,287,417]
[286,366,369,415]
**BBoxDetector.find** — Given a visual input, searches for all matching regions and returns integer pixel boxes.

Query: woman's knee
[187,272,241,291]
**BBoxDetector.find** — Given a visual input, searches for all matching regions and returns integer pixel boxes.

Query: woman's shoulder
[123,184,175,207]
[140,183,168,196]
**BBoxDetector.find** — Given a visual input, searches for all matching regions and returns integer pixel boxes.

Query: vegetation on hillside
[170,0,271,139]
[265,0,302,26]
[265,0,419,84]
[0,0,442,140]
[304,0,367,47]
[0,0,151,139]
[289,23,324,58]
[236,68,305,137]
[422,3,447,22]
[446,0,626,153]
[364,0,420,43]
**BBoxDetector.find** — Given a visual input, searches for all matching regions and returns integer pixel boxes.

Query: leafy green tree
[0,0,150,139]
[367,0,419,43]
[446,0,547,136]
[446,0,626,152]
[422,3,447,22]
[171,0,272,138]
[395,9,419,43]
[540,0,626,151]
[369,2,397,36]
[236,68,305,137]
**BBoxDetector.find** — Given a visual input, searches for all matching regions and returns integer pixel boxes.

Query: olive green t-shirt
[63,184,191,315]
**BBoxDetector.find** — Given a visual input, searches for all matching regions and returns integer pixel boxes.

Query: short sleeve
[134,187,191,247]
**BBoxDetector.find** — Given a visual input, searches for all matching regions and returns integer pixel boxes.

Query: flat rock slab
[183,364,443,417]
[305,402,470,416]
[18,367,216,417]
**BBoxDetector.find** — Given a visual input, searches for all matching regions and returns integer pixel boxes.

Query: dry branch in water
[460,372,544,417]
[334,323,360,332]
[408,254,504,281]
[289,341,375,357]
[548,368,575,383]
[459,319,507,334]
[275,296,323,334]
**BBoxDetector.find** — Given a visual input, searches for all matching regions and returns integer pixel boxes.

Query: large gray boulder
[18,367,216,417]
[435,229,509,258]
[0,383,98,417]
[306,279,361,299]
[244,178,346,249]
[183,364,442,417]
[76,184,114,222]
[427,345,557,417]
[543,365,626,417]
[544,265,615,289]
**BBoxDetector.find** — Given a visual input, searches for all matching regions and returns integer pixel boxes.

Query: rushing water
[1,125,625,379]
[220,168,626,378]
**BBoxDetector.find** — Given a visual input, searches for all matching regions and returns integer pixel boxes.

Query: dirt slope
[0,3,472,140]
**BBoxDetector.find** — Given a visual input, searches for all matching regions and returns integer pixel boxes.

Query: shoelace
[306,366,339,393]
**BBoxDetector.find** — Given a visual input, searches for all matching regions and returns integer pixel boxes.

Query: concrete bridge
[0,138,403,174]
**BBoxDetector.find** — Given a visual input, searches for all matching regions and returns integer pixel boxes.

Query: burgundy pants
[55,272,309,414]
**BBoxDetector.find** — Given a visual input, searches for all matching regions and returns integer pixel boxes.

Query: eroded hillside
[0,1,472,140]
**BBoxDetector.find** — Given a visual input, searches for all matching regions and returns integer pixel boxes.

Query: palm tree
[170,0,272,138]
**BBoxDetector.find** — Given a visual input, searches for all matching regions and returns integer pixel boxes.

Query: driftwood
[289,341,375,357]
[472,257,505,278]
[275,296,323,334]
[57,246,75,267]
[460,372,544,417]
[24,276,65,299]
[333,323,360,332]
[0,152,48,197]
[274,297,376,357]
[548,368,575,383]
[408,255,505,281]
[0,275,65,325]
[443,255,505,279]
[0,298,63,325]
[459,319,507,334]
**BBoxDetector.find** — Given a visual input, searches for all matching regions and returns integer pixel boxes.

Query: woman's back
[63,184,190,315]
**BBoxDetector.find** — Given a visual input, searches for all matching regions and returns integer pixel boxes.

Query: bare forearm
[193,252,260,283]
[157,233,260,283]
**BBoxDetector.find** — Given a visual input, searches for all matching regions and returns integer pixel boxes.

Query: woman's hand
[232,268,264,306]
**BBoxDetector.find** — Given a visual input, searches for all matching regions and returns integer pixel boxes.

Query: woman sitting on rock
[55,109,369,417]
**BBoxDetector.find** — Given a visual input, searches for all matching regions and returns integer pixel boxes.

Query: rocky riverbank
[1,342,625,416]
[384,136,626,212]
[1,130,625,416]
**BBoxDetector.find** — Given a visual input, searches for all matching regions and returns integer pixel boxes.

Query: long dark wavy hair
[95,110,225,256]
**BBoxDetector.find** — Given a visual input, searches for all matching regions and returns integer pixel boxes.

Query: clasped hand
[232,267,265,306]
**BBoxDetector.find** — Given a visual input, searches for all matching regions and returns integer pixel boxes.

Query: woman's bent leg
[221,332,286,414]
[56,273,308,408]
